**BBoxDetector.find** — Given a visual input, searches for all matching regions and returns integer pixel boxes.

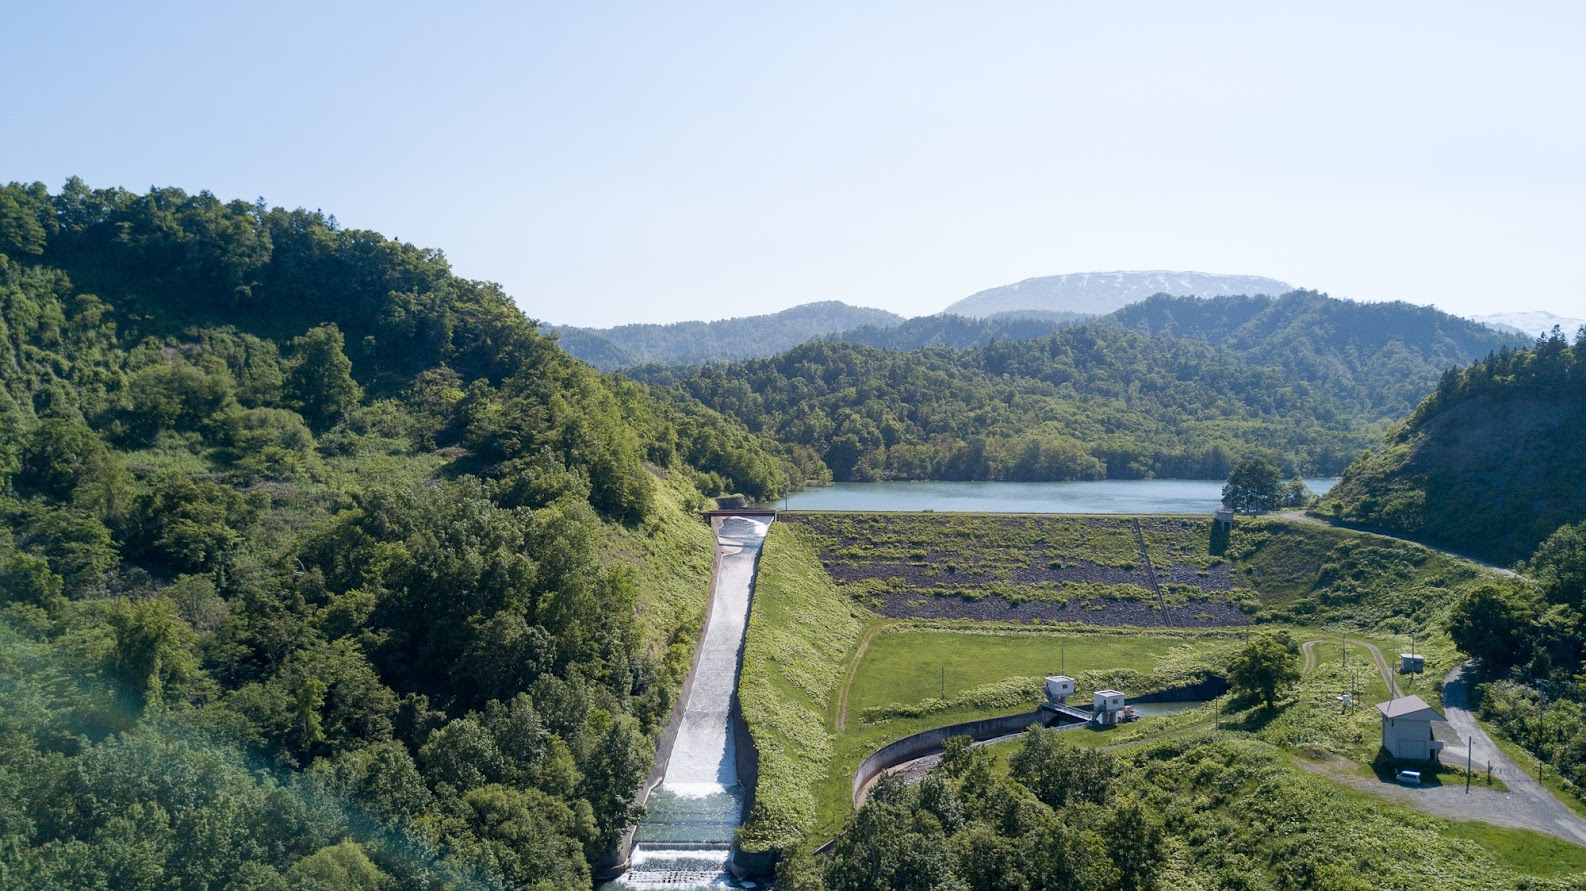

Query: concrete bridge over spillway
[605,514,770,890]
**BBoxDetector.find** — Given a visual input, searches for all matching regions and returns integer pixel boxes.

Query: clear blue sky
[6,2,1583,326]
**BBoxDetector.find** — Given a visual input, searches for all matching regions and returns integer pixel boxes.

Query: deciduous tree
[1228,634,1301,709]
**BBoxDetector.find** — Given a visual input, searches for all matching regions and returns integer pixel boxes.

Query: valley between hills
[2,181,1585,890]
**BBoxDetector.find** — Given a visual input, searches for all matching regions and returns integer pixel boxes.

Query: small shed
[1093,689,1128,725]
[1377,695,1446,762]
[1400,653,1425,674]
[1044,676,1075,705]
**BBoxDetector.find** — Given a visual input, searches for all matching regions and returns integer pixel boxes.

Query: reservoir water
[614,515,769,890]
[773,478,1339,514]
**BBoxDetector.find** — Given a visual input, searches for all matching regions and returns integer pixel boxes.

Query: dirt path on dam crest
[1300,638,1399,698]
[835,622,890,732]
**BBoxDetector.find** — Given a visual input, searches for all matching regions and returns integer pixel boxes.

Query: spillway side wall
[595,529,729,881]
[729,539,774,877]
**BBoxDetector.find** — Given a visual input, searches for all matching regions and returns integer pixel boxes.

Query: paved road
[1438,661,1586,845]
[1295,642,1586,845]
[1301,664,1586,847]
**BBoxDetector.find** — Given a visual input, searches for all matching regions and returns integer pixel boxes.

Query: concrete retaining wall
[1130,674,1228,703]
[847,675,1228,810]
[851,710,1055,805]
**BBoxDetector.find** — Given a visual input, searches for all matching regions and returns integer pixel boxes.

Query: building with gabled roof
[1377,695,1446,761]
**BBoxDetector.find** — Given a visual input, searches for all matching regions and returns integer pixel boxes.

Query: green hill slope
[642,293,1522,483]
[552,300,905,369]
[1109,291,1525,421]
[0,178,793,886]
[1321,330,1586,565]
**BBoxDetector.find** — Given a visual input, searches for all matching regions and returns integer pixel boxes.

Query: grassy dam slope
[735,511,1581,888]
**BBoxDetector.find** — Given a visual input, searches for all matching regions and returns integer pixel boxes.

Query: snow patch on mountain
[943,271,1292,318]
[1471,311,1586,339]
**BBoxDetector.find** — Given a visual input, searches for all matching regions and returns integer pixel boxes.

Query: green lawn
[1440,820,1586,877]
[812,623,1243,842]
[847,629,1213,721]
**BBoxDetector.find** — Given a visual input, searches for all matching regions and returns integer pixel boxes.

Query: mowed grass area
[813,623,1244,842]
[848,629,1216,722]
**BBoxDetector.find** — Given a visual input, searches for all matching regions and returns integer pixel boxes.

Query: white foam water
[621,847,739,888]
[615,515,769,890]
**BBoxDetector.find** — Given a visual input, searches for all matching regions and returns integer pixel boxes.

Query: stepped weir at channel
[612,514,771,890]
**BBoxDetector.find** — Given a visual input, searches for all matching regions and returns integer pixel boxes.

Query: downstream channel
[614,514,769,890]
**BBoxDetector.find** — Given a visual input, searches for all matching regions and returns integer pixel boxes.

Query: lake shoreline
[768,478,1341,514]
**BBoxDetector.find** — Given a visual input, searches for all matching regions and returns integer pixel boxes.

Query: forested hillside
[1110,291,1524,422]
[822,310,1087,352]
[1316,330,1586,817]
[0,179,794,887]
[641,297,1517,483]
[1322,329,1586,565]
[552,301,904,370]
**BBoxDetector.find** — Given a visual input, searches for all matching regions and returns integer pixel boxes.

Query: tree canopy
[1228,634,1302,709]
[0,178,801,887]
[1323,328,1586,565]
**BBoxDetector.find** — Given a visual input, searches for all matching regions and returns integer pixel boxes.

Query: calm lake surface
[773,478,1340,514]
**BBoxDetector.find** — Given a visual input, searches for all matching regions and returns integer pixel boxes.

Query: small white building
[1045,676,1076,705]
[1400,653,1425,674]
[1377,695,1445,762]
[1093,689,1131,725]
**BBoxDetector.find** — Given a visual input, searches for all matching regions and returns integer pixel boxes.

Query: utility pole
[1537,680,1549,783]
[941,664,946,701]
[1466,740,1472,794]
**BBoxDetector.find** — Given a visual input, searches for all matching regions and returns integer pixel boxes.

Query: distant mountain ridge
[551,301,904,369]
[1473,310,1586,339]
[1108,292,1526,420]
[944,270,1293,318]
[824,310,1091,353]
[639,291,1528,483]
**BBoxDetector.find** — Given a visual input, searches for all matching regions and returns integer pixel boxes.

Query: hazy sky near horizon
[7,2,1584,326]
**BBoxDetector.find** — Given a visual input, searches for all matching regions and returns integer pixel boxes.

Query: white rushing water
[618,515,768,890]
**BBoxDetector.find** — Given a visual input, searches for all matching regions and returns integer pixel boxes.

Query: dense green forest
[0,179,796,888]
[552,301,905,370]
[781,732,1581,891]
[818,310,1087,353]
[1321,329,1586,565]
[1109,292,1522,423]
[639,298,1518,482]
